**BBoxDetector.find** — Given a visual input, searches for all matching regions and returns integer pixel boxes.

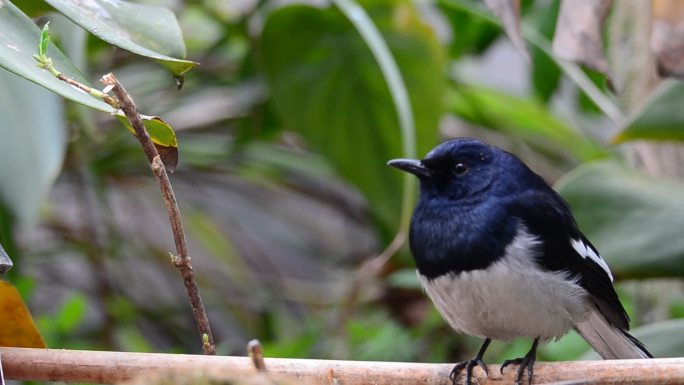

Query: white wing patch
[570,238,613,281]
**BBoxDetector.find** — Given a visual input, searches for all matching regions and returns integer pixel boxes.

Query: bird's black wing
[507,190,630,330]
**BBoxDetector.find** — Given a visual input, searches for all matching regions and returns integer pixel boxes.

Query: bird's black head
[388,138,537,204]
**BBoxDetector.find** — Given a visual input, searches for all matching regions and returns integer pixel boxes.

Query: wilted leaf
[262,2,445,234]
[43,0,197,77]
[0,69,67,227]
[0,1,113,112]
[614,80,684,142]
[651,0,684,78]
[552,0,611,74]
[116,114,179,172]
[0,281,46,348]
[481,0,528,59]
[556,161,684,279]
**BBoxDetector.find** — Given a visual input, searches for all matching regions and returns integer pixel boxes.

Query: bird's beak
[0,243,12,275]
[387,158,431,178]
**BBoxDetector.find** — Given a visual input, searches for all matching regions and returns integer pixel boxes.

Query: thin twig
[100,73,216,355]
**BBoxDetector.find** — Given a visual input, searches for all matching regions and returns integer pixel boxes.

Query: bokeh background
[2,0,684,367]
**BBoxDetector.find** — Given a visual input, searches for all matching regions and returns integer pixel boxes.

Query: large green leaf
[11,0,55,17]
[0,69,66,227]
[630,319,684,358]
[44,0,196,76]
[614,80,684,143]
[0,1,113,112]
[448,84,607,162]
[262,1,445,233]
[556,161,684,278]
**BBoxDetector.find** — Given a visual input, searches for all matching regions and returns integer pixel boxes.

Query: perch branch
[100,73,215,355]
[2,348,683,385]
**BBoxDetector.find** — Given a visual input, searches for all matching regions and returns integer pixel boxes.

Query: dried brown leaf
[552,0,612,74]
[482,0,529,60]
[0,281,46,348]
[651,0,684,78]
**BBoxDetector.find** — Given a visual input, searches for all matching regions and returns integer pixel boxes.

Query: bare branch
[3,348,683,385]
[100,73,215,355]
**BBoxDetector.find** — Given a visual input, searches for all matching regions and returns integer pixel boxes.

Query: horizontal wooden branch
[1,347,683,385]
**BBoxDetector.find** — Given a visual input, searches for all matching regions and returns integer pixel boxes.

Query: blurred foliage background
[1,0,684,369]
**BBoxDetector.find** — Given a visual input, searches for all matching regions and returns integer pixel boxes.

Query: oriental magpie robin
[388,138,651,385]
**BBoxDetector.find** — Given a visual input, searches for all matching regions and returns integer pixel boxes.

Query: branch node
[151,156,163,172]
[327,368,341,385]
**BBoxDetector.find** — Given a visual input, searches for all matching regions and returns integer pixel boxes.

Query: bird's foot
[449,338,492,385]
[500,337,539,385]
[450,357,489,385]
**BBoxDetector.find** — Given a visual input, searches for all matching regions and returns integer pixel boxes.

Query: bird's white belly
[419,232,589,341]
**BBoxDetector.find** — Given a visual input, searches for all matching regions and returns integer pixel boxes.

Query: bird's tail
[574,308,652,359]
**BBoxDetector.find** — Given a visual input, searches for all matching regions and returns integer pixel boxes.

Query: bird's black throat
[408,198,518,279]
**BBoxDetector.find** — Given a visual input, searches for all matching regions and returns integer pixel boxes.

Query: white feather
[570,238,613,281]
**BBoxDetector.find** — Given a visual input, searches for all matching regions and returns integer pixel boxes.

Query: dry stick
[3,348,684,385]
[247,340,266,372]
[100,73,216,355]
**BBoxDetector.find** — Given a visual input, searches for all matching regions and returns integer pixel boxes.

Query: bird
[387,138,651,385]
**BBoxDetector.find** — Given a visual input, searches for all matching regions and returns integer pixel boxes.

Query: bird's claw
[499,355,535,385]
[500,357,523,374]
[450,357,489,385]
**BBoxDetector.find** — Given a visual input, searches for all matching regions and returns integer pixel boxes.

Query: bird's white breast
[419,229,589,341]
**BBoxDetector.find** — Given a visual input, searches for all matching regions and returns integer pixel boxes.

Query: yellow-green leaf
[116,114,179,171]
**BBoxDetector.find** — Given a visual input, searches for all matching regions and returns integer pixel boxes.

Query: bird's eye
[453,163,468,176]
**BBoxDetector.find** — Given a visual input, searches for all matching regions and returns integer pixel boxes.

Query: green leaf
[44,0,197,76]
[262,2,445,234]
[56,294,87,333]
[614,80,684,143]
[448,84,607,162]
[0,1,113,112]
[436,0,501,57]
[12,0,55,17]
[0,69,67,227]
[115,114,179,171]
[37,21,50,59]
[528,0,561,103]
[556,161,684,278]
